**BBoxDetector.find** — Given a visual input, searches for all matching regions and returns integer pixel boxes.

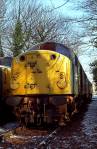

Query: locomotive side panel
[73,55,79,95]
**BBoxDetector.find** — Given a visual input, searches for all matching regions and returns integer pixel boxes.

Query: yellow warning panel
[10,50,72,95]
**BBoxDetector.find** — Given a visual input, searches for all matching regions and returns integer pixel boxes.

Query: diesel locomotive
[9,42,92,126]
[0,57,15,124]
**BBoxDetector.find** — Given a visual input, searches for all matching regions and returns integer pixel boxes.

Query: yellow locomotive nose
[10,50,72,96]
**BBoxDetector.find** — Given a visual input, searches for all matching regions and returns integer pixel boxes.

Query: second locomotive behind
[9,42,92,126]
[0,57,15,124]
[0,57,12,99]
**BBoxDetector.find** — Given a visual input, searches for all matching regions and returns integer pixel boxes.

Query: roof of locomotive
[0,57,12,67]
[29,42,73,60]
[0,65,10,68]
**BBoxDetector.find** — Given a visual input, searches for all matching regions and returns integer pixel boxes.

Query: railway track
[0,122,20,140]
[0,121,61,148]
[37,127,60,148]
[0,112,76,148]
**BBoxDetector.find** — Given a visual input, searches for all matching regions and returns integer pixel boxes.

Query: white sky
[40,0,84,17]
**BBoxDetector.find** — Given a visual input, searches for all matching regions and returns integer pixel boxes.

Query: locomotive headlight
[50,54,56,60]
[19,55,25,62]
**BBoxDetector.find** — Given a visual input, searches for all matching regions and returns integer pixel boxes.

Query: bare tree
[5,2,77,56]
[0,0,7,56]
[2,0,85,56]
[78,0,97,83]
